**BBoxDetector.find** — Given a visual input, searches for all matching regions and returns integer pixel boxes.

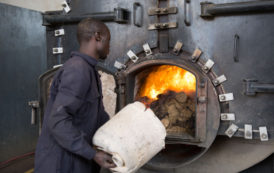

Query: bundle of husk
[142,91,195,136]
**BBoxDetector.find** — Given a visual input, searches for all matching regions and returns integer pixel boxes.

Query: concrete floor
[1,153,273,173]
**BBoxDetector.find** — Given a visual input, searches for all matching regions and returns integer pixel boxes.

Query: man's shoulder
[66,56,90,68]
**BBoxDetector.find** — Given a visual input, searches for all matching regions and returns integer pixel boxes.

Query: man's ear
[94,32,101,41]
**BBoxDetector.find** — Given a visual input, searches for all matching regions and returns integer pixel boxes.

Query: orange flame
[137,65,196,102]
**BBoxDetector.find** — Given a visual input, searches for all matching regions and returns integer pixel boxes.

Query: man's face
[97,29,111,60]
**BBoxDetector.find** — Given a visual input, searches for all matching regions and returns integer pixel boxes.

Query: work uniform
[34,52,109,173]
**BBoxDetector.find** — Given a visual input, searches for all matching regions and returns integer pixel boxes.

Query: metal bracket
[212,74,227,86]
[219,93,234,102]
[114,61,126,70]
[191,48,202,62]
[244,124,253,139]
[127,50,139,63]
[202,59,214,73]
[221,113,235,121]
[243,79,274,96]
[259,126,269,141]
[54,29,65,36]
[148,7,177,15]
[62,1,71,13]
[148,22,177,30]
[52,47,63,54]
[225,123,239,138]
[172,41,183,55]
[143,43,152,56]
[28,101,40,125]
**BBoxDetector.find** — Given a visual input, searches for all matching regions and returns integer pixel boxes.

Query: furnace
[135,65,196,137]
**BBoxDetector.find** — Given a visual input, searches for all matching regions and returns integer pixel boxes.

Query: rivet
[222,114,228,119]
[155,23,161,28]
[261,133,267,139]
[246,131,252,137]
[203,66,208,71]
[162,23,168,27]
[214,80,219,85]
[228,129,233,135]
[220,95,226,100]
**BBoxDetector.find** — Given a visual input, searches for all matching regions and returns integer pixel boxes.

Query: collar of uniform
[71,51,98,66]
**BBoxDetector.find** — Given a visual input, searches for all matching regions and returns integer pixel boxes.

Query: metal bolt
[214,80,219,85]
[62,3,67,7]
[220,95,226,100]
[203,66,208,71]
[227,129,234,135]
[155,9,160,13]
[53,48,58,52]
[246,131,252,137]
[162,23,168,28]
[261,133,267,139]
[162,8,168,12]
[55,30,60,35]
[155,23,161,28]
[132,56,136,60]
[222,114,228,120]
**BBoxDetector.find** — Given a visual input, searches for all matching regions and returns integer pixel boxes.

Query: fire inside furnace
[135,65,196,136]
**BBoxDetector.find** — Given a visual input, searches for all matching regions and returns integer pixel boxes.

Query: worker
[34,18,116,173]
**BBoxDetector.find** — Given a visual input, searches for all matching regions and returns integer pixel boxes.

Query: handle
[133,2,143,27]
[184,0,191,26]
[31,108,36,125]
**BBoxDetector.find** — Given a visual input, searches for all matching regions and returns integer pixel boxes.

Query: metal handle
[244,79,274,96]
[184,0,191,26]
[133,2,143,27]
[233,34,239,62]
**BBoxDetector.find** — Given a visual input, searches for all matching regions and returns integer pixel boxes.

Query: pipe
[201,0,274,18]
[43,8,129,26]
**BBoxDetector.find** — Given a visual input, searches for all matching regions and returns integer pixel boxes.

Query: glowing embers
[135,65,196,136]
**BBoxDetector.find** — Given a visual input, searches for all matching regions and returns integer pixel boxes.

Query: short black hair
[77,18,109,44]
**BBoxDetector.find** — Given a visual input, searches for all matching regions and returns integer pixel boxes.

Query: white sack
[92,101,166,173]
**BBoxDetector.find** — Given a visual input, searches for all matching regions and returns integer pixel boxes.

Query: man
[34,18,115,173]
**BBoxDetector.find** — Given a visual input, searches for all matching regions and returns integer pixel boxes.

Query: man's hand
[93,151,116,169]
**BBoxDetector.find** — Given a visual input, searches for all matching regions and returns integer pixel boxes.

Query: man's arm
[47,62,96,160]
[47,61,115,168]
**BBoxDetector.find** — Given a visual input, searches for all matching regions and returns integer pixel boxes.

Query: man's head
[77,18,110,60]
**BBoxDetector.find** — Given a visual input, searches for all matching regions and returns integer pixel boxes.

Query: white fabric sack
[92,101,166,173]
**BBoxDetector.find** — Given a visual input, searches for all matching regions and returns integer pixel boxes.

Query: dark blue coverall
[34,52,109,173]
